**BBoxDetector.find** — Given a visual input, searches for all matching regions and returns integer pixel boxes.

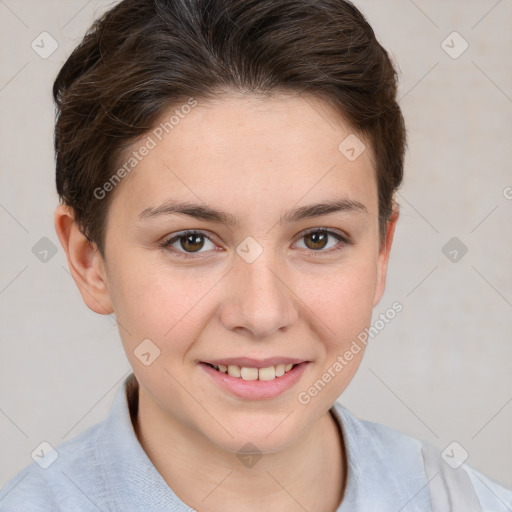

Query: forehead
[155,91,368,158]
[108,92,377,222]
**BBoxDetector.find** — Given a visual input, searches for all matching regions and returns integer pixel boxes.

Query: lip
[199,361,309,400]
[203,356,306,368]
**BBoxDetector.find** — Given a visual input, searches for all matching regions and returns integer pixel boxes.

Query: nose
[219,250,299,339]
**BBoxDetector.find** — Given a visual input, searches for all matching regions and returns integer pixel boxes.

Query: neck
[131,382,346,512]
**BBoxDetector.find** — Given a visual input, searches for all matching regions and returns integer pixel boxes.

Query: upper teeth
[212,363,295,381]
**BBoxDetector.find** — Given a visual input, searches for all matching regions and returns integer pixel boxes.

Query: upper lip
[202,357,308,368]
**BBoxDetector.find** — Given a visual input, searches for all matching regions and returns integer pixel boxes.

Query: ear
[372,205,399,308]
[54,204,114,315]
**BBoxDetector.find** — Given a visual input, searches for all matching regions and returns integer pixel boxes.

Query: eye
[294,228,350,253]
[161,230,217,258]
[160,228,351,259]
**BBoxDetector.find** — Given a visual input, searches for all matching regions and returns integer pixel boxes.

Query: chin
[195,407,315,455]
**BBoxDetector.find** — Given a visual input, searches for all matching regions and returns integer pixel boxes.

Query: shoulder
[0,421,104,511]
[464,466,512,511]
[331,402,512,511]
[331,401,425,467]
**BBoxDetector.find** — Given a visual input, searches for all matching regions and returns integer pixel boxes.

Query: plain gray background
[1,0,511,490]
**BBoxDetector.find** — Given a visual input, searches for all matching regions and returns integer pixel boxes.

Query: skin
[55,91,398,512]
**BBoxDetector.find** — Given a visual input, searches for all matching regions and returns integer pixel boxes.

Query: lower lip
[200,362,309,400]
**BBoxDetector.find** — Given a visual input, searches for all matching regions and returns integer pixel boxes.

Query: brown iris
[303,230,329,250]
[180,233,205,253]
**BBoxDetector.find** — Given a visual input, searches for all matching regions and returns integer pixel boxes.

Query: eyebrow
[137,197,367,226]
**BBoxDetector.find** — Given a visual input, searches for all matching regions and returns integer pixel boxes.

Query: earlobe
[54,204,114,315]
[372,206,400,308]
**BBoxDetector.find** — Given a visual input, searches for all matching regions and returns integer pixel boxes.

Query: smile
[204,362,296,381]
[199,360,309,400]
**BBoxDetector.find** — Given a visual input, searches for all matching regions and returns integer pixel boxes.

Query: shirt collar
[95,373,187,510]
[330,400,429,511]
[103,373,428,511]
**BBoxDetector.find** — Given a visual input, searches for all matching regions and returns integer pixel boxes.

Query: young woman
[1,0,510,510]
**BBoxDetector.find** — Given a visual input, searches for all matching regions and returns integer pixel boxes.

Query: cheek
[293,253,378,393]
[298,257,378,334]
[291,264,377,407]
[107,258,223,354]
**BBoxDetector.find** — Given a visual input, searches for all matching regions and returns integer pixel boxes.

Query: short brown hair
[53,0,406,258]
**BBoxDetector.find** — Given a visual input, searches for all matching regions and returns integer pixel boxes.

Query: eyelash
[160,228,351,259]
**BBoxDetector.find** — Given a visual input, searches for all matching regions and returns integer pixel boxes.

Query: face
[75,92,396,454]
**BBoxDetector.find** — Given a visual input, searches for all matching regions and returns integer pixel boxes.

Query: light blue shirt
[1,373,511,511]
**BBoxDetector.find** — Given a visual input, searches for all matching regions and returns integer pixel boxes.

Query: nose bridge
[221,245,297,337]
